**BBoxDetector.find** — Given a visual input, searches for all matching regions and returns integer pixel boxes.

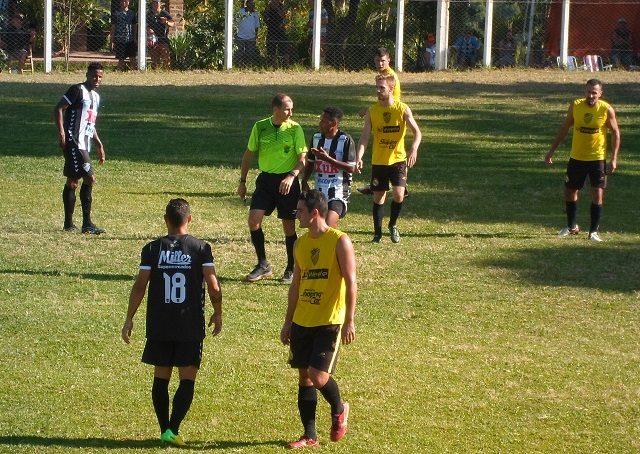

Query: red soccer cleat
[330,402,350,442]
[286,435,319,449]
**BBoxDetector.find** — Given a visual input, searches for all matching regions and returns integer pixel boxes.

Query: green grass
[0,69,638,453]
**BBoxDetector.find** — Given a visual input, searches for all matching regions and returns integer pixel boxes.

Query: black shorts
[114,41,136,59]
[288,323,341,374]
[63,144,93,179]
[142,339,203,368]
[328,199,347,219]
[250,171,300,219]
[565,158,607,190]
[371,162,407,191]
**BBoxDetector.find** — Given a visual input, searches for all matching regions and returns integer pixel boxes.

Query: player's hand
[58,132,66,150]
[355,159,363,174]
[237,182,247,201]
[544,151,554,165]
[312,147,329,162]
[341,320,355,345]
[208,312,222,336]
[608,159,617,175]
[407,149,418,168]
[280,321,292,345]
[121,318,133,344]
[301,181,311,193]
[97,145,105,165]
[279,175,294,195]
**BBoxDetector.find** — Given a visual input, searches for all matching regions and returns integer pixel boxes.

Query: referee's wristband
[288,171,298,178]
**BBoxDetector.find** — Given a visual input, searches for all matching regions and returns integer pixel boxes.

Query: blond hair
[375,73,396,89]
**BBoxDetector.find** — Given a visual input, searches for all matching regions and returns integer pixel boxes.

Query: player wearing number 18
[121,198,222,447]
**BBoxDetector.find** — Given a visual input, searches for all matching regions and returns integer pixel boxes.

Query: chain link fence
[2,0,639,72]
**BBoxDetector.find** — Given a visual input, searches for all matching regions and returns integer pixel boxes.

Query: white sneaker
[588,232,603,242]
[558,225,579,237]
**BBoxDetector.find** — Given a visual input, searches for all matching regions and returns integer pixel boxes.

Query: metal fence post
[311,0,321,70]
[483,0,493,67]
[138,0,147,70]
[44,0,53,73]
[560,0,570,66]
[224,0,233,69]
[435,0,449,70]
[395,0,405,72]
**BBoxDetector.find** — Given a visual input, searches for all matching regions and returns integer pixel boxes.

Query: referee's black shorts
[142,339,203,368]
[250,171,300,219]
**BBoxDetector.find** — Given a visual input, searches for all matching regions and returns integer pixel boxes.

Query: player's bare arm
[355,112,372,173]
[606,106,621,174]
[545,103,574,165]
[336,234,356,345]
[238,149,254,199]
[204,266,223,336]
[300,158,314,192]
[311,147,356,173]
[121,269,151,343]
[54,101,69,150]
[279,152,306,195]
[93,130,105,164]
[403,106,422,168]
[280,261,302,345]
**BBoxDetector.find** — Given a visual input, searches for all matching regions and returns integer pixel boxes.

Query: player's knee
[308,369,329,388]
[66,179,79,190]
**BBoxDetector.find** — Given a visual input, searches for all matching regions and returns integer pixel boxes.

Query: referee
[280,189,357,448]
[238,93,307,284]
[122,198,223,447]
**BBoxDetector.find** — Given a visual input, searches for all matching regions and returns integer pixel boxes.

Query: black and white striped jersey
[61,83,100,152]
[308,131,356,203]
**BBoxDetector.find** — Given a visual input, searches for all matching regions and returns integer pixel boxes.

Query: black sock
[62,185,76,227]
[152,377,170,433]
[285,234,297,271]
[80,183,93,227]
[372,203,384,236]
[590,203,602,233]
[298,385,317,439]
[389,201,403,227]
[169,379,195,434]
[565,201,577,229]
[250,228,267,266]
[318,376,343,416]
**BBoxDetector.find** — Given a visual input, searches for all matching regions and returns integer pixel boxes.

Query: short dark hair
[165,198,191,226]
[299,189,328,217]
[87,62,104,73]
[322,106,343,122]
[586,78,603,89]
[375,47,390,58]
[272,93,291,108]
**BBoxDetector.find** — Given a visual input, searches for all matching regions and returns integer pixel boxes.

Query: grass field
[0,69,638,453]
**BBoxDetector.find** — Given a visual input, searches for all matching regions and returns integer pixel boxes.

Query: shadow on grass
[0,269,132,282]
[478,242,640,292]
[0,435,284,450]
[125,191,232,198]
[345,229,535,239]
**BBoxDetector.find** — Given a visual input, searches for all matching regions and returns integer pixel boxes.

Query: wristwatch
[288,171,297,178]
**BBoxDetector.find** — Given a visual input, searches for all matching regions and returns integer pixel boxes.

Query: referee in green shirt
[238,93,307,283]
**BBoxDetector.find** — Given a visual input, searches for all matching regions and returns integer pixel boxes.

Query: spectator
[235,0,260,66]
[0,14,34,73]
[453,30,480,68]
[307,0,328,60]
[611,17,633,68]
[147,0,174,69]
[417,32,436,71]
[497,28,516,67]
[110,0,137,71]
[264,0,288,66]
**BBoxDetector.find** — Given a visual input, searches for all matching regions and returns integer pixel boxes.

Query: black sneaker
[82,224,105,235]
[246,263,273,282]
[389,225,400,243]
[372,233,382,243]
[63,224,78,232]
[357,186,373,195]
[281,269,294,284]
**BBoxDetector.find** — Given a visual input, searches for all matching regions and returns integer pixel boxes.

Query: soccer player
[54,62,106,234]
[237,93,307,284]
[356,73,422,243]
[300,106,356,227]
[545,79,621,242]
[121,198,223,447]
[280,189,356,449]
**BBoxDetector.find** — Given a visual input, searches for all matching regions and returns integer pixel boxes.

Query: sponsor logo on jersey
[311,248,320,265]
[578,126,598,134]
[382,126,401,133]
[158,250,192,267]
[302,288,323,305]
[302,268,328,280]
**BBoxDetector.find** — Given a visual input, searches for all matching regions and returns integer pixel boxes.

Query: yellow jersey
[571,98,610,161]
[382,67,401,101]
[293,228,346,327]
[369,100,408,165]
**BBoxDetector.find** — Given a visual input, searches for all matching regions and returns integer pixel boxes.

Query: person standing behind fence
[147,0,174,69]
[235,0,260,66]
[453,30,480,68]
[111,0,137,70]
[544,79,621,242]
[0,14,34,73]
[610,17,633,68]
[265,0,288,66]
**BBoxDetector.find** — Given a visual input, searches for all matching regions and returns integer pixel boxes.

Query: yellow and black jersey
[571,98,610,161]
[369,100,408,165]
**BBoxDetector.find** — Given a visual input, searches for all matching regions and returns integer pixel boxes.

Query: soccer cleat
[558,225,579,237]
[160,429,186,447]
[389,225,400,243]
[372,233,382,243]
[246,263,273,282]
[588,231,603,242]
[356,186,373,195]
[286,435,319,449]
[330,401,349,442]
[63,224,78,232]
[81,224,105,235]
[281,269,294,285]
